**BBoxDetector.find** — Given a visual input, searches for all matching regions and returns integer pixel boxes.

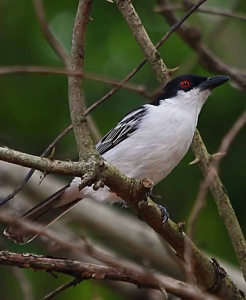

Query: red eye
[180,80,191,89]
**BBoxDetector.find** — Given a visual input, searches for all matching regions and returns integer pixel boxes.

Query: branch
[2,161,245,291]
[157,0,246,91]
[0,0,209,205]
[0,124,73,206]
[191,114,246,281]
[68,0,95,159]
[33,0,70,66]
[0,147,244,298]
[0,250,218,300]
[86,0,211,114]
[185,112,246,283]
[1,1,245,298]
[189,112,246,237]
[110,1,245,298]
[156,0,246,283]
[0,146,152,205]
[42,279,79,300]
[0,66,146,94]
[115,0,169,83]
[156,4,246,22]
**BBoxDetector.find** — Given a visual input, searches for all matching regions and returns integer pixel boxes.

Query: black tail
[4,185,81,244]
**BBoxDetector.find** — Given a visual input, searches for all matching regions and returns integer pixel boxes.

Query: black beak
[199,75,230,91]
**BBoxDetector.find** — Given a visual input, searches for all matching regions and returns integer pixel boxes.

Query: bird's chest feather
[106,105,198,184]
[67,105,199,204]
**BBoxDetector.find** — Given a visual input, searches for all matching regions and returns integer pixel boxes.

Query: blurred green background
[0,0,245,299]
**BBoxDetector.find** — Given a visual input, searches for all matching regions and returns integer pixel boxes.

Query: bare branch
[0,250,218,300]
[0,146,152,205]
[0,0,208,205]
[0,148,244,298]
[2,161,245,290]
[1,1,245,298]
[68,0,95,159]
[115,0,169,83]
[0,124,73,205]
[218,111,246,155]
[190,113,246,281]
[0,66,145,95]
[33,0,70,65]
[42,279,79,300]
[157,0,246,91]
[156,4,246,22]
[86,0,209,113]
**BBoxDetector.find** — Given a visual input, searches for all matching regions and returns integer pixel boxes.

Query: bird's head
[152,74,230,107]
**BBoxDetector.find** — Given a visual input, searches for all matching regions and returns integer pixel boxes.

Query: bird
[4,74,230,244]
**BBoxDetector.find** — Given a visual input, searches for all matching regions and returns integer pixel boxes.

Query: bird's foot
[147,188,162,201]
[157,204,169,223]
[121,201,129,208]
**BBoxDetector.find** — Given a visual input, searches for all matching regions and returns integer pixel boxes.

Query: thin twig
[0,62,147,205]
[157,0,246,282]
[188,112,246,281]
[0,0,208,204]
[218,111,246,154]
[0,3,211,197]
[86,0,210,113]
[0,66,145,94]
[0,148,244,298]
[189,112,246,234]
[155,0,207,50]
[185,112,246,283]
[42,279,79,300]
[33,0,70,66]
[34,0,102,161]
[157,0,246,91]
[0,124,72,206]
[115,0,169,83]
[2,0,245,295]
[194,7,246,22]
[156,4,246,22]
[0,0,214,203]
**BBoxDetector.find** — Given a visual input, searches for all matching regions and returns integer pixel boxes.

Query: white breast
[60,91,207,205]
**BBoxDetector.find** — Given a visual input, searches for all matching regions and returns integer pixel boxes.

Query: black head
[151,74,230,105]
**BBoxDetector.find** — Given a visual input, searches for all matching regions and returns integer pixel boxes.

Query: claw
[121,202,129,208]
[147,188,162,201]
[157,204,169,223]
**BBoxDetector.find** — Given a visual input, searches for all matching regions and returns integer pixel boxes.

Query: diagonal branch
[115,0,169,83]
[191,117,246,281]
[185,113,246,283]
[33,0,70,66]
[42,279,79,300]
[157,0,246,91]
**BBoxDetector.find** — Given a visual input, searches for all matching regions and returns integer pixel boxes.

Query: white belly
[60,103,199,205]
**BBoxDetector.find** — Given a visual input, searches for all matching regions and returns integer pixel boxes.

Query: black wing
[96,106,148,155]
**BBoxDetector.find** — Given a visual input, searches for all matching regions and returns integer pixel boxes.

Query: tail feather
[4,185,81,244]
